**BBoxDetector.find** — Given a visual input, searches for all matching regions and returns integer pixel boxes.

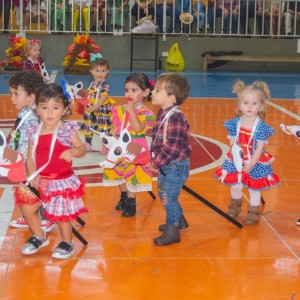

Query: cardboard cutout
[0,131,26,182]
[98,129,150,169]
[280,124,300,139]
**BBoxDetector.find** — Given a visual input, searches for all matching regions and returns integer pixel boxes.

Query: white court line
[266,100,300,121]
[0,186,14,249]
[50,70,58,83]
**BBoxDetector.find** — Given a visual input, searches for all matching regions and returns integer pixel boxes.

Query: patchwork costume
[79,80,115,138]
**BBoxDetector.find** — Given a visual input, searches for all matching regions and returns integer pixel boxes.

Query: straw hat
[136,15,153,26]
[179,13,194,25]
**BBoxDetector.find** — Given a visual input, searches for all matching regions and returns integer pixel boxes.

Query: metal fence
[1,0,300,37]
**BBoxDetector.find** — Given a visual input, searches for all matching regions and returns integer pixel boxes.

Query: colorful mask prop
[0,131,26,182]
[280,124,300,139]
[94,129,150,169]
[40,63,50,82]
[61,80,88,113]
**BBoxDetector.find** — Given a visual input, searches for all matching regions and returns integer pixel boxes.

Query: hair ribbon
[90,53,103,62]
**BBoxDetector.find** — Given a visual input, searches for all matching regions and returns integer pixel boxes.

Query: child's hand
[29,176,40,190]
[124,101,135,115]
[99,146,109,155]
[242,163,253,173]
[60,149,74,162]
[146,162,157,173]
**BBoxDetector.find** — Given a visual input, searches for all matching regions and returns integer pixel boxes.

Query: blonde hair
[25,39,42,53]
[232,80,270,119]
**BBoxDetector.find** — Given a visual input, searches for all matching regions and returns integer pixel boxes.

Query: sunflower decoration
[63,33,101,74]
[0,36,28,71]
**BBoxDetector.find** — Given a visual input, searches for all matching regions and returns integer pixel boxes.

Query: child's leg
[21,203,49,255]
[82,7,89,31]
[115,183,128,211]
[154,160,189,246]
[73,8,79,31]
[52,221,74,259]
[122,189,136,217]
[21,202,43,236]
[228,184,243,217]
[243,190,261,225]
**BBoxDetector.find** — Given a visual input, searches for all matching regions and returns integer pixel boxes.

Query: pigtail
[232,80,245,96]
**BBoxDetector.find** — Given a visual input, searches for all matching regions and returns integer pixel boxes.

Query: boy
[8,70,56,233]
[147,73,192,246]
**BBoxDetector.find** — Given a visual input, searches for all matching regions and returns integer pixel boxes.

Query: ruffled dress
[79,80,116,138]
[16,121,88,222]
[214,117,280,191]
[102,105,155,193]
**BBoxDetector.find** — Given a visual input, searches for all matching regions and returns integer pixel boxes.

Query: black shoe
[154,224,180,246]
[158,215,189,232]
[122,197,136,217]
[296,218,300,226]
[115,192,127,210]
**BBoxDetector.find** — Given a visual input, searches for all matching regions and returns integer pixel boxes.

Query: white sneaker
[41,220,57,233]
[10,217,29,228]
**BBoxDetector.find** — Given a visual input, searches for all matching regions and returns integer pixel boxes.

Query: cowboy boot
[115,191,128,211]
[243,205,260,225]
[158,215,189,232]
[227,198,242,218]
[122,197,136,217]
[154,224,180,246]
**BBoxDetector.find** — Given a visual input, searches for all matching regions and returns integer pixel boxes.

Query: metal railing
[1,0,300,37]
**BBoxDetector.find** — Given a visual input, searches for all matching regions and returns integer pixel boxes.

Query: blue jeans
[158,159,190,226]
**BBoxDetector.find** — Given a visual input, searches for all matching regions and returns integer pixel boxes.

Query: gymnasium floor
[0,70,299,299]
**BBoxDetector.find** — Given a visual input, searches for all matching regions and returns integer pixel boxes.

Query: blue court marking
[1,70,300,99]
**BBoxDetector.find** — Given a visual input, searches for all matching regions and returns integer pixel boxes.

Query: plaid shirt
[150,106,192,169]
[8,106,39,162]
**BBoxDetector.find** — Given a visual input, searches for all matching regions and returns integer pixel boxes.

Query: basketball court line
[0,97,299,250]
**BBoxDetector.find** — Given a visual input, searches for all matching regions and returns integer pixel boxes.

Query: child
[16,83,88,259]
[214,80,280,225]
[101,73,155,217]
[70,0,90,31]
[23,0,48,30]
[8,70,56,233]
[79,55,115,150]
[23,39,50,83]
[147,73,192,246]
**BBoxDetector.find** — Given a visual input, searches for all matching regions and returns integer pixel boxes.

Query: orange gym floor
[0,81,300,299]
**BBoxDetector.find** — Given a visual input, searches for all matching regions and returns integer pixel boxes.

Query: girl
[101,73,155,217]
[16,84,88,259]
[23,39,50,83]
[214,80,280,225]
[79,55,115,150]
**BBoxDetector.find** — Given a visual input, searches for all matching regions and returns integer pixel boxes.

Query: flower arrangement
[63,33,101,74]
[0,36,28,70]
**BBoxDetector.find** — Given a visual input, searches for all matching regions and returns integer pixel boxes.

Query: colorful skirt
[103,161,152,193]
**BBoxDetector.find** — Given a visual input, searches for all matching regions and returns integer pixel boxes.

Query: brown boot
[154,224,180,246]
[243,205,260,225]
[227,198,242,217]
[158,215,189,232]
